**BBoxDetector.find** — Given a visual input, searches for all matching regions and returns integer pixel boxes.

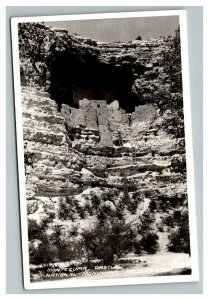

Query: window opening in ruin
[97,105,100,108]
[128,113,132,126]
[113,139,120,146]
[117,131,123,147]
[96,116,99,128]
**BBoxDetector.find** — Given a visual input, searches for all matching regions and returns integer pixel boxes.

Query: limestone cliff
[18,22,189,267]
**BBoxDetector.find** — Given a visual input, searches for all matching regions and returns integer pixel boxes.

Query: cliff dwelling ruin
[48,47,144,113]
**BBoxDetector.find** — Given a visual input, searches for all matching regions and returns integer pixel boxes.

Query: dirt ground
[31,252,191,282]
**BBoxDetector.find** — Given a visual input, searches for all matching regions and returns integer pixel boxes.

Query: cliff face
[24,86,186,218]
[19,23,189,264]
[19,23,171,111]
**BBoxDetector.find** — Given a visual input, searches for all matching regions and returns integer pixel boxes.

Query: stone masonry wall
[62,99,113,147]
[61,100,165,148]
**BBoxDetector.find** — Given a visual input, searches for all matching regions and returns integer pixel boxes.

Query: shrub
[149,199,157,212]
[49,225,80,262]
[24,152,36,167]
[29,238,58,265]
[135,35,142,40]
[163,215,174,227]
[138,210,155,232]
[28,219,47,241]
[167,210,190,254]
[171,154,186,174]
[134,210,159,254]
[127,199,138,214]
[86,39,97,47]
[58,199,74,220]
[140,232,159,254]
[28,219,61,265]
[81,218,137,265]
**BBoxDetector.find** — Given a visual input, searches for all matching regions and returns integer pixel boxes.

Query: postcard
[11,10,199,289]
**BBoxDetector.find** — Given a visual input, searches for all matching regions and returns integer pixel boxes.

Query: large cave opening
[48,48,143,113]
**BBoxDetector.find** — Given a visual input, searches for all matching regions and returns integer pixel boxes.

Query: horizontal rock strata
[18,23,188,257]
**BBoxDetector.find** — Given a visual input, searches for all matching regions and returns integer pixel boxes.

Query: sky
[46,15,179,42]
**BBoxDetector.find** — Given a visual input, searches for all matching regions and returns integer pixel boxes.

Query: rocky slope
[18,22,189,266]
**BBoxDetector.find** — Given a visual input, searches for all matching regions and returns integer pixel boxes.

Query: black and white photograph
[11,11,199,289]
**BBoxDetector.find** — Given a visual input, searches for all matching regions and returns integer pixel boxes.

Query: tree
[81,218,137,265]
[167,209,191,254]
[159,27,185,138]
[135,210,159,254]
[163,27,182,94]
[29,238,58,265]
[140,232,159,254]
[28,219,47,241]
[135,35,142,41]
[28,221,59,265]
